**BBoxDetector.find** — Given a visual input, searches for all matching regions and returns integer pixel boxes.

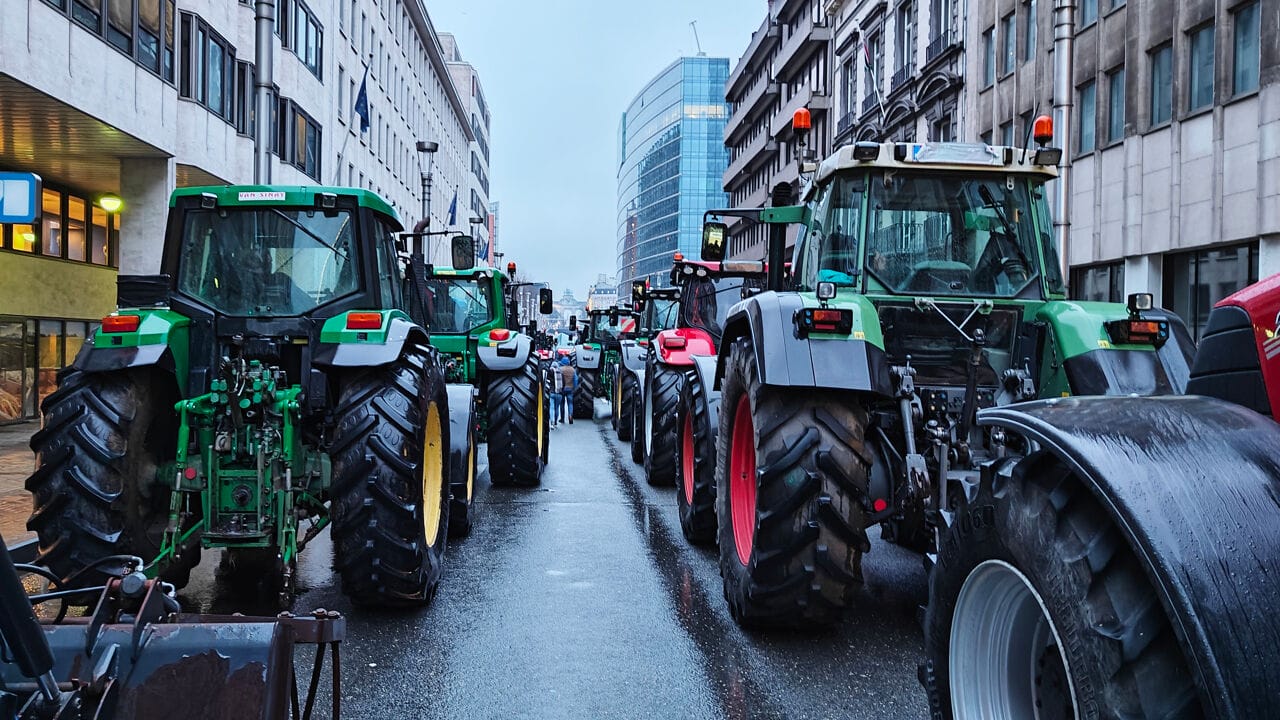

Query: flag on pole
[354,67,371,133]
[446,191,458,226]
[861,40,888,126]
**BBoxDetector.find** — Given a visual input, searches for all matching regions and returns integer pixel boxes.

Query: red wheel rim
[681,411,696,505]
[729,394,756,566]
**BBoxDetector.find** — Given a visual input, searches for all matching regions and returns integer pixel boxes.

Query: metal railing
[891,65,915,92]
[926,30,958,63]
[862,93,881,116]
[836,111,859,139]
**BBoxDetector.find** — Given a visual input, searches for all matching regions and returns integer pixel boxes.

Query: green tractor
[421,260,553,494]
[691,120,1280,717]
[26,185,472,608]
[569,306,640,420]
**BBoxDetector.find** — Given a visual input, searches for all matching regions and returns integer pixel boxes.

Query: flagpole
[334,64,370,185]
[861,40,888,128]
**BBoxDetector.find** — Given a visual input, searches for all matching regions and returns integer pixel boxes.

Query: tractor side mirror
[702,221,728,262]
[569,315,578,331]
[631,280,648,312]
[450,234,476,270]
[609,314,619,327]
[539,288,554,315]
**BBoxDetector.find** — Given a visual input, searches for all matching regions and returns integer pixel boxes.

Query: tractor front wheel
[643,362,682,487]
[675,371,716,545]
[716,339,871,628]
[486,355,546,487]
[330,346,451,606]
[922,454,1201,719]
[573,368,597,419]
[26,367,199,588]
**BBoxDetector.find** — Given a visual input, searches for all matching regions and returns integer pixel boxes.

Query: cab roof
[812,142,1059,194]
[430,265,508,281]
[170,185,400,226]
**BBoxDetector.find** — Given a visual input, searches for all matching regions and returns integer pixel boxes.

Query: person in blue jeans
[558,356,577,424]
[548,360,564,427]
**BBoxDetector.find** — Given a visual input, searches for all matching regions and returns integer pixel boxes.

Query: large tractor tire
[486,355,545,487]
[616,370,638,442]
[330,346,451,607]
[610,370,622,433]
[629,388,645,465]
[716,339,871,628]
[573,368,597,420]
[643,362,683,487]
[675,371,716,545]
[26,367,200,588]
[922,453,1201,719]
[446,384,478,538]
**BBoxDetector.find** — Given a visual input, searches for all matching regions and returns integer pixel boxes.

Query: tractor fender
[716,292,893,396]
[315,316,426,367]
[445,383,477,493]
[689,354,721,437]
[653,328,714,367]
[476,333,532,373]
[619,342,648,373]
[577,345,602,370]
[978,395,1280,719]
[73,308,190,376]
[75,341,175,374]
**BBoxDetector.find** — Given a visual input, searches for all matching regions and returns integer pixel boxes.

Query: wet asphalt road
[181,400,932,719]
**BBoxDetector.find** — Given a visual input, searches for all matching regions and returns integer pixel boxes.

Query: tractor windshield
[649,299,679,331]
[177,208,358,316]
[816,172,1063,298]
[679,275,757,343]
[590,313,637,340]
[422,278,492,334]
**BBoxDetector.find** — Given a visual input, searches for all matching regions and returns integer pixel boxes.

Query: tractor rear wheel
[643,362,682,487]
[26,367,199,588]
[716,339,871,628]
[486,355,545,487]
[573,369,597,419]
[676,371,716,545]
[922,454,1202,719]
[330,346,450,606]
[616,370,638,442]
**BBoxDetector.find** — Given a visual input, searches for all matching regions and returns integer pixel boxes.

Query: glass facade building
[617,57,730,289]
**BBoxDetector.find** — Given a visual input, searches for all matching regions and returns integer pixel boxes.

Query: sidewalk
[0,422,37,544]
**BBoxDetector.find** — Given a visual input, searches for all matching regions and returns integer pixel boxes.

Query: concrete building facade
[966,0,1279,338]
[827,0,967,146]
[616,56,731,289]
[724,0,834,261]
[439,32,493,262]
[0,0,477,421]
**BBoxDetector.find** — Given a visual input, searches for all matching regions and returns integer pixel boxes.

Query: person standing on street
[558,356,577,424]
[549,358,564,427]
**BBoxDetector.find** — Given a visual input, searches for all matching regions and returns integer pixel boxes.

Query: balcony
[926,30,960,64]
[862,92,882,118]
[835,111,859,143]
[774,17,833,82]
[772,86,831,137]
[725,80,780,146]
[891,65,915,94]
[723,132,779,193]
[727,21,781,98]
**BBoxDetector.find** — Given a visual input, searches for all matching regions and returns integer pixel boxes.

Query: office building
[439,32,493,261]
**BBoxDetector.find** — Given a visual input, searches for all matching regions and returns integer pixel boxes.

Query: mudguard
[979,395,1280,719]
[577,344,602,370]
[477,333,532,373]
[315,315,424,367]
[74,309,190,377]
[620,342,648,373]
[654,328,714,367]
[717,292,893,396]
[445,383,477,497]
[689,354,720,437]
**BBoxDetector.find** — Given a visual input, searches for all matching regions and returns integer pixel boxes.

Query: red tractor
[1187,272,1280,418]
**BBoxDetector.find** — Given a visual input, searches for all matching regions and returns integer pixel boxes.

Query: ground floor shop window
[1070,261,1125,303]
[0,318,93,422]
[1163,241,1259,340]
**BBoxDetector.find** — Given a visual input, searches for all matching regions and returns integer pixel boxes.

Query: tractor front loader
[693,114,1280,719]
[420,257,553,496]
[26,185,465,608]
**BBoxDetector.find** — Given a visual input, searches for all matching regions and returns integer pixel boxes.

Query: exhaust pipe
[254,0,276,184]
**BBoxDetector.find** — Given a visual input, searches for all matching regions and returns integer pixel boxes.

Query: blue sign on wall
[0,172,42,224]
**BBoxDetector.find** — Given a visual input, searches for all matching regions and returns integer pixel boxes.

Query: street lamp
[468,216,485,265]
[416,140,439,229]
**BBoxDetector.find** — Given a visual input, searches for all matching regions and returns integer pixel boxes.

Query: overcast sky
[425,1,764,299]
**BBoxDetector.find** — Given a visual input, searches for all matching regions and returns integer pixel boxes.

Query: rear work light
[1105,318,1170,348]
[661,336,687,350]
[346,312,383,330]
[794,307,854,337]
[101,314,141,333]
[490,328,511,341]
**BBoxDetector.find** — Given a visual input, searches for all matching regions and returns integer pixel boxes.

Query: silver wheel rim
[644,380,654,456]
[950,560,1078,720]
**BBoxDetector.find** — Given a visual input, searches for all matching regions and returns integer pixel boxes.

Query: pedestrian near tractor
[549,360,564,427]
[558,356,577,424]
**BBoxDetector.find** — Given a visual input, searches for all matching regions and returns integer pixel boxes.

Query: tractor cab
[422,264,508,383]
[668,257,766,350]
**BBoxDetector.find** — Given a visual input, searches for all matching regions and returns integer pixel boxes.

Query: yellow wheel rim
[422,401,444,547]
[536,383,545,458]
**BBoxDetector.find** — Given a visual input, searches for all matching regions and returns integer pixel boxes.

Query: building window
[1107,67,1125,143]
[1233,2,1260,96]
[864,33,883,105]
[841,58,856,116]
[1080,0,1097,26]
[1070,262,1125,303]
[179,12,235,123]
[1163,242,1259,340]
[1111,0,1125,7]
[337,65,346,124]
[1078,81,1096,153]
[276,0,322,79]
[932,115,954,142]
[43,0,174,82]
[1001,13,1016,76]
[1000,121,1014,146]
[1024,0,1037,62]
[2,186,119,267]
[1150,45,1172,126]
[896,3,915,74]
[982,27,995,87]
[930,0,952,43]
[234,61,255,135]
[1188,24,1215,111]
